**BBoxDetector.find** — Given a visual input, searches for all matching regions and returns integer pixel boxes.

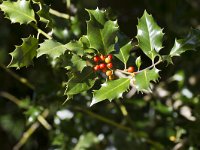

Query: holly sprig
[1,0,200,106]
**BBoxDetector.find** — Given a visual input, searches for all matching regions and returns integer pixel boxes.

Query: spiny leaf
[115,41,132,66]
[37,3,52,26]
[71,55,87,72]
[86,9,106,53]
[8,36,38,69]
[65,67,96,98]
[87,9,118,55]
[91,78,130,106]
[80,35,90,48]
[65,41,84,56]
[170,29,200,57]
[65,36,94,56]
[135,67,160,92]
[86,8,107,25]
[37,39,67,60]
[136,10,164,61]
[0,0,36,24]
[162,55,173,65]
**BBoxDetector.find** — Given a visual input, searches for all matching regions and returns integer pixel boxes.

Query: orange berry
[109,75,115,80]
[105,57,111,63]
[127,66,134,73]
[106,70,113,76]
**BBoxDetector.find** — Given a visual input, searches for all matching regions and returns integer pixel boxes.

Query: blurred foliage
[0,0,200,149]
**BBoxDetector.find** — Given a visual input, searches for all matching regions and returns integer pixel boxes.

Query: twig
[73,106,163,147]
[73,106,134,133]
[37,114,52,130]
[30,23,52,39]
[13,109,49,150]
[66,0,71,10]
[13,122,40,150]
[116,100,128,116]
[0,63,35,90]
[49,8,70,20]
[0,92,52,130]
[115,100,135,128]
[135,60,161,73]
[0,91,21,106]
[126,86,136,98]
[116,60,161,75]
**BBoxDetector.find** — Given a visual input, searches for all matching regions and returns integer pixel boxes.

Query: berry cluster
[93,54,114,80]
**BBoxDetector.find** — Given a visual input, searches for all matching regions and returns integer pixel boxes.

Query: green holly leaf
[91,78,130,106]
[37,3,52,26]
[79,35,90,49]
[136,10,164,61]
[8,36,38,69]
[170,29,200,57]
[162,55,173,65]
[86,9,107,25]
[135,56,142,70]
[115,41,132,67]
[32,0,52,26]
[135,67,160,92]
[37,39,67,60]
[65,67,96,98]
[65,41,84,56]
[0,0,36,24]
[74,132,99,150]
[71,55,87,72]
[87,9,118,55]
[65,35,93,56]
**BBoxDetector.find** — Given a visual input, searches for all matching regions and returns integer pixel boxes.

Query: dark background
[0,0,200,149]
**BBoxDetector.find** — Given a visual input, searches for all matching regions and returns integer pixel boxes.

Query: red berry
[100,55,106,61]
[102,68,107,73]
[107,62,113,69]
[105,57,111,63]
[93,56,100,62]
[127,66,134,73]
[94,65,100,71]
[107,54,113,60]
[106,70,113,76]
[99,63,106,69]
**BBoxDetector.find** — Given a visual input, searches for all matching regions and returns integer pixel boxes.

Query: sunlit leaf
[170,29,200,57]
[135,67,160,92]
[87,9,118,55]
[115,41,132,66]
[0,0,36,24]
[37,39,67,59]
[65,41,84,56]
[136,10,164,60]
[91,78,130,106]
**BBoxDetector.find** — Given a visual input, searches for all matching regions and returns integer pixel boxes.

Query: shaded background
[0,0,200,149]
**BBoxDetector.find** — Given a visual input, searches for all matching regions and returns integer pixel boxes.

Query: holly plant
[1,1,200,107]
